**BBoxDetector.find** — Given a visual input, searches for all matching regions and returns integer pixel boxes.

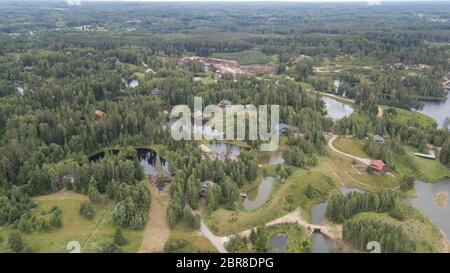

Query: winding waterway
[417,91,450,128]
[310,187,365,253]
[410,178,450,239]
[242,177,275,211]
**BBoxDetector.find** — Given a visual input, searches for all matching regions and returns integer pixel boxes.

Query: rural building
[200,144,217,160]
[369,160,387,176]
[392,63,408,70]
[95,109,106,118]
[276,123,303,136]
[151,88,161,96]
[373,135,385,144]
[199,180,215,197]
[277,123,290,134]
[218,99,232,108]
[414,150,436,160]
[444,82,450,91]
[23,66,33,72]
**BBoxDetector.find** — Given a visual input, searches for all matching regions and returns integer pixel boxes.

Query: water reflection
[269,234,288,253]
[417,91,450,128]
[207,142,240,161]
[410,178,450,239]
[322,97,354,121]
[242,177,274,211]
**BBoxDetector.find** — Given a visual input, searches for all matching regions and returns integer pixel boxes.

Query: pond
[322,96,354,121]
[259,151,285,165]
[268,233,288,253]
[89,148,169,177]
[137,148,170,177]
[207,141,240,161]
[410,178,450,239]
[166,118,224,138]
[310,186,365,253]
[123,78,139,88]
[242,177,275,211]
[416,91,450,128]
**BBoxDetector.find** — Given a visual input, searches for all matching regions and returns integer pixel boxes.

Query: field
[333,138,369,159]
[383,107,437,129]
[204,142,406,236]
[332,137,450,182]
[213,49,271,65]
[0,191,143,253]
[169,222,217,253]
[350,211,446,253]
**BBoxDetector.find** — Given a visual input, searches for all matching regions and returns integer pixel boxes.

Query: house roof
[95,110,106,118]
[373,135,385,142]
[218,99,232,107]
[200,180,215,188]
[370,160,386,171]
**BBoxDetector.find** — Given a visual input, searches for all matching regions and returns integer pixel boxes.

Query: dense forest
[0,1,449,253]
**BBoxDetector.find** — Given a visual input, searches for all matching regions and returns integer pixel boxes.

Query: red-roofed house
[369,160,387,176]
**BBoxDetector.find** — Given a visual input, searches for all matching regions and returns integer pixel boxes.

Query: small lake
[165,118,224,138]
[417,91,450,128]
[207,142,240,161]
[268,233,288,253]
[410,178,450,239]
[310,187,365,253]
[322,97,354,121]
[89,148,169,177]
[242,176,275,211]
[137,148,170,177]
[259,151,285,165]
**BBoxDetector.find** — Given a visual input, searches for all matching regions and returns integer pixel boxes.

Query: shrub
[79,202,94,220]
[8,230,23,253]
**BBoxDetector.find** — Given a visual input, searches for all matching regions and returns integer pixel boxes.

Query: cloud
[67,0,81,6]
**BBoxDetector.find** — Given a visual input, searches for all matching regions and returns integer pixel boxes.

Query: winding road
[328,134,371,166]
[200,208,338,253]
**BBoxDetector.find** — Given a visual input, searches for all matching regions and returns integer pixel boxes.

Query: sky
[65,0,450,6]
[67,0,450,2]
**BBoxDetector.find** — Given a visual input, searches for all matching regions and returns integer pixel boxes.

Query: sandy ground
[139,184,170,253]
[377,106,384,118]
[181,56,274,75]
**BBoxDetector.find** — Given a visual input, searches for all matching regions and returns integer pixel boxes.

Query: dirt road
[139,184,170,253]
[328,134,371,166]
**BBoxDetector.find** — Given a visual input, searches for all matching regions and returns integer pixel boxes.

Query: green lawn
[169,222,217,253]
[0,191,143,253]
[332,137,450,182]
[383,106,436,129]
[402,146,450,182]
[349,210,445,253]
[333,137,370,158]
[205,165,338,235]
